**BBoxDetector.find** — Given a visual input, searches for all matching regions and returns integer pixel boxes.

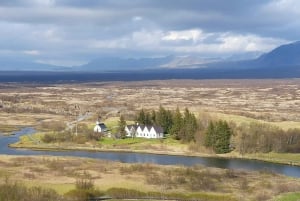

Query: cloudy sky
[0,0,299,66]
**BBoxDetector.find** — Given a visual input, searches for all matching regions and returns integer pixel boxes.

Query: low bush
[106,187,237,201]
[65,189,104,201]
[0,179,61,201]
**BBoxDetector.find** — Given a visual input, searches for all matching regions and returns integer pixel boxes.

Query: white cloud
[33,0,55,7]
[0,0,296,66]
[217,33,288,53]
[132,16,143,22]
[87,28,288,57]
[35,59,86,67]
[22,50,40,55]
[162,29,205,43]
[264,0,300,15]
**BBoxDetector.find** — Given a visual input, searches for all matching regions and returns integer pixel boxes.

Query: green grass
[245,152,300,166]
[213,112,300,130]
[25,181,74,195]
[275,192,300,201]
[104,117,135,133]
[18,132,44,144]
[99,137,180,146]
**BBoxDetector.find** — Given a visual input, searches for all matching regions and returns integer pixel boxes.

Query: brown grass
[0,155,299,201]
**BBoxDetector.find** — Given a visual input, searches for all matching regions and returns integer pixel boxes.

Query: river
[1,127,300,178]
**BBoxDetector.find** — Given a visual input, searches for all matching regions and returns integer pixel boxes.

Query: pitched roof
[138,125,145,130]
[152,126,164,133]
[145,125,152,131]
[97,123,107,130]
[126,124,164,134]
[126,125,137,130]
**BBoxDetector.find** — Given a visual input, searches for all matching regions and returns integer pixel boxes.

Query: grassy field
[3,80,300,200]
[0,155,299,201]
[213,112,300,130]
[275,192,300,201]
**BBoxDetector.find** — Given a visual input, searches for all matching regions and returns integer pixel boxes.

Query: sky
[0,0,299,66]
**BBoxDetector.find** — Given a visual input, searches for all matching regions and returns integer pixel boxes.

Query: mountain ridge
[0,41,300,74]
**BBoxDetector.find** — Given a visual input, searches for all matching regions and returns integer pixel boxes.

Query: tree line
[135,106,198,142]
[136,106,300,154]
[234,122,300,154]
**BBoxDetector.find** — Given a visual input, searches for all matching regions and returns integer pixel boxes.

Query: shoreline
[9,143,300,167]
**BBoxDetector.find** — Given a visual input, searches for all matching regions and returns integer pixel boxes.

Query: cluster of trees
[136,106,198,142]
[234,122,300,154]
[204,120,233,154]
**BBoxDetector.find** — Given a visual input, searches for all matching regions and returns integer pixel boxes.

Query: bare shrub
[23,172,35,179]
[0,178,61,201]
[38,121,66,132]
[255,191,271,201]
[76,171,94,190]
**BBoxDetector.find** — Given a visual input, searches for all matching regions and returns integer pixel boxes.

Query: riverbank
[10,135,300,167]
[0,154,299,201]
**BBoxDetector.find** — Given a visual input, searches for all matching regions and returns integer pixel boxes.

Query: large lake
[1,127,300,178]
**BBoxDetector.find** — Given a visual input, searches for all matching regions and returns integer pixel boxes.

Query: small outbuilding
[94,121,108,133]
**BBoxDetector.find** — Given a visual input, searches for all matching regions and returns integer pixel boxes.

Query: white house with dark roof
[125,124,164,139]
[94,121,108,133]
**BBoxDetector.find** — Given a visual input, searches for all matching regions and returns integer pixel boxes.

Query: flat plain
[1,79,300,132]
[1,79,300,201]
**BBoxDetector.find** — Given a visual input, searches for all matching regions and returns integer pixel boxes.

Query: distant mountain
[1,41,300,75]
[78,56,174,71]
[77,55,225,71]
[206,41,300,70]
[225,51,263,61]
[255,41,300,67]
[0,57,66,71]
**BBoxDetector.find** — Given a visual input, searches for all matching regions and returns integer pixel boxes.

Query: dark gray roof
[139,125,145,130]
[126,124,164,134]
[126,125,137,131]
[98,123,107,130]
[145,125,152,131]
[152,126,164,133]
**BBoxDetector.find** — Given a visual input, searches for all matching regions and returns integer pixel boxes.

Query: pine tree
[180,108,198,142]
[205,120,232,154]
[136,109,146,124]
[118,115,127,139]
[150,110,156,125]
[170,107,183,140]
[204,121,215,147]
[156,106,173,133]
[145,112,152,125]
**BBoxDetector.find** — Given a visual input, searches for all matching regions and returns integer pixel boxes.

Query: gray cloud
[0,0,298,66]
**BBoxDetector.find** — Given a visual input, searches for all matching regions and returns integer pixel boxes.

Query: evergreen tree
[144,112,152,125]
[156,106,173,133]
[204,120,232,153]
[179,108,198,142]
[204,121,215,147]
[150,110,156,124]
[136,109,146,124]
[214,121,232,153]
[170,107,183,140]
[118,115,127,139]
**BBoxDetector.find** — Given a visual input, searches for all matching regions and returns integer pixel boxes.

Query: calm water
[1,127,300,178]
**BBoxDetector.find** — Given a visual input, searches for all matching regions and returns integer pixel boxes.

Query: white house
[94,121,108,133]
[125,124,164,139]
